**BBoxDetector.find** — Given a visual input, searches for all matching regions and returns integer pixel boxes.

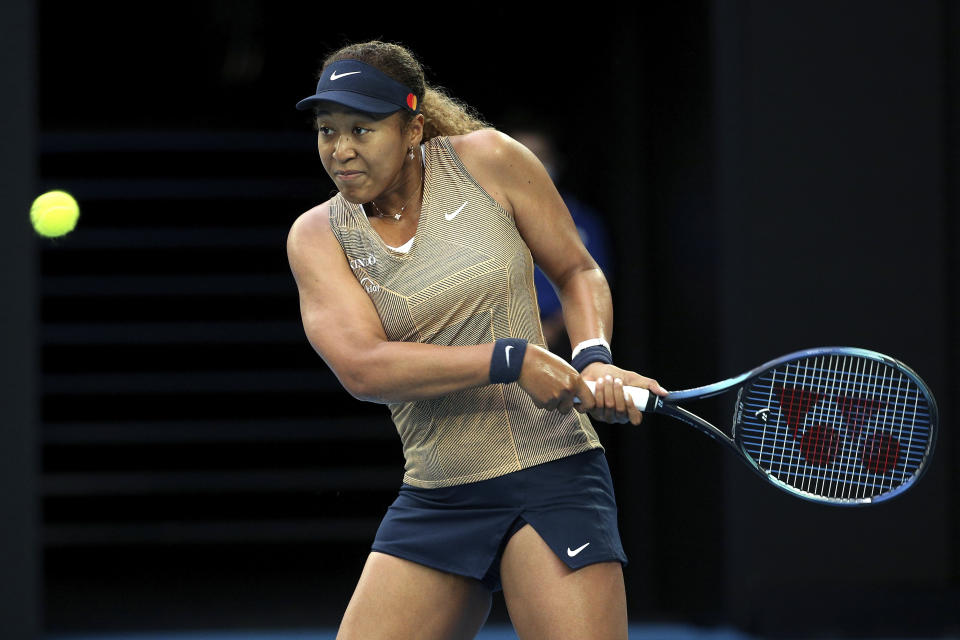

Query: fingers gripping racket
[585,347,937,505]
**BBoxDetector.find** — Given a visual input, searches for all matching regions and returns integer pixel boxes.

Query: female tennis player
[287,41,666,640]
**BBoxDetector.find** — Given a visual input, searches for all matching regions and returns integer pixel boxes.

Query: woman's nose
[331,135,356,161]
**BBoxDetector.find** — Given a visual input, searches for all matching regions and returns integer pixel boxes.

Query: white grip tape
[578,381,651,411]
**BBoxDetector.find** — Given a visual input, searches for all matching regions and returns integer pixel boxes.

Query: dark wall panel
[944,0,960,586]
[714,0,953,634]
[0,0,39,639]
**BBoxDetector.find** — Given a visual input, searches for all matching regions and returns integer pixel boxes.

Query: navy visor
[296,59,420,115]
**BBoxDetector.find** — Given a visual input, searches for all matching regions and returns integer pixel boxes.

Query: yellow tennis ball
[31,190,80,238]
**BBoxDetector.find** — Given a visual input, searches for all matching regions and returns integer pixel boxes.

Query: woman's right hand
[517,344,596,415]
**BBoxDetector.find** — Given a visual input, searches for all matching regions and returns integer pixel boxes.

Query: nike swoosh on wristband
[567,542,590,557]
[330,70,361,81]
[445,201,468,221]
[505,345,514,367]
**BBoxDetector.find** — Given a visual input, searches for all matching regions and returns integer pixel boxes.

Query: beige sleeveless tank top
[328,136,601,488]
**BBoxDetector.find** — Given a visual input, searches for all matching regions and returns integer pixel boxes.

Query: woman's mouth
[335,170,364,181]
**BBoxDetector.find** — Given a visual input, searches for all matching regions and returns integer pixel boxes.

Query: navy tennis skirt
[371,448,627,591]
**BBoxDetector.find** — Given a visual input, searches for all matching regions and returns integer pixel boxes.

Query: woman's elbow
[309,334,388,402]
[337,365,388,404]
[337,367,371,401]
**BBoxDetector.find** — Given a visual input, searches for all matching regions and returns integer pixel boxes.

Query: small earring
[408,146,415,160]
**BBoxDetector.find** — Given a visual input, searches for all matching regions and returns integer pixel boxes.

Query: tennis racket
[583,347,937,505]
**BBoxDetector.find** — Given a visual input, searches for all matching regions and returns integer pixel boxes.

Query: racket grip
[579,381,655,412]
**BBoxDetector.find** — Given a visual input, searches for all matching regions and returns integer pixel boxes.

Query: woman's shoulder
[445,129,544,215]
[290,198,333,232]
[287,197,338,255]
[448,128,520,166]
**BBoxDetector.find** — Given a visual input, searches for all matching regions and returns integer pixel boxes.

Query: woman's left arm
[452,130,666,425]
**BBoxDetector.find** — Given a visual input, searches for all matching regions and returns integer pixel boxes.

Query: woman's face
[315,107,414,204]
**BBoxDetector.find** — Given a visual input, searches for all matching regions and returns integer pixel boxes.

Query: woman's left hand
[580,362,668,425]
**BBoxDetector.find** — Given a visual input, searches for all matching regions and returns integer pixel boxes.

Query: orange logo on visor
[406,93,417,111]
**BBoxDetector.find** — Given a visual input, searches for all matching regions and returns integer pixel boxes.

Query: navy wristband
[489,338,528,384]
[571,344,613,372]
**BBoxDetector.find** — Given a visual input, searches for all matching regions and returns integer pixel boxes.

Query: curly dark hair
[321,41,489,141]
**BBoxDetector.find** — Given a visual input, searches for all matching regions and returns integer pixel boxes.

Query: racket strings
[738,354,932,501]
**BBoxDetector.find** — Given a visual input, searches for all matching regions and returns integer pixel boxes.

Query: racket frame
[639,347,938,505]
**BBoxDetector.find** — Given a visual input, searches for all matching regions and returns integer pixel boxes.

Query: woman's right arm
[286,203,594,413]
[287,204,491,404]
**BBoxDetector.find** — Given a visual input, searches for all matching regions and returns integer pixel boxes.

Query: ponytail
[420,86,489,140]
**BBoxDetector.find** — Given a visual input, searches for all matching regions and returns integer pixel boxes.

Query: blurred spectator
[510,126,612,358]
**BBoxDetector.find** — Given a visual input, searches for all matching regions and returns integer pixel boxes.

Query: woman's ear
[408,113,425,146]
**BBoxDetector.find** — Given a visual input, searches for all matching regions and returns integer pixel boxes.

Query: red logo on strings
[862,434,900,474]
[836,395,885,440]
[774,386,900,473]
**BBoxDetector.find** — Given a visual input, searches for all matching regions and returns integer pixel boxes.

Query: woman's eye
[317,126,332,135]
[353,127,371,135]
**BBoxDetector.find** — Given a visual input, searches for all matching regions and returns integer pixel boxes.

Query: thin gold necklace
[370,197,409,221]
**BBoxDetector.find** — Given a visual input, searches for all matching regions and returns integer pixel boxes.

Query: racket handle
[579,381,655,412]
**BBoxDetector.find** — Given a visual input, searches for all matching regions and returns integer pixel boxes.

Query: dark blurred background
[1,1,957,638]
